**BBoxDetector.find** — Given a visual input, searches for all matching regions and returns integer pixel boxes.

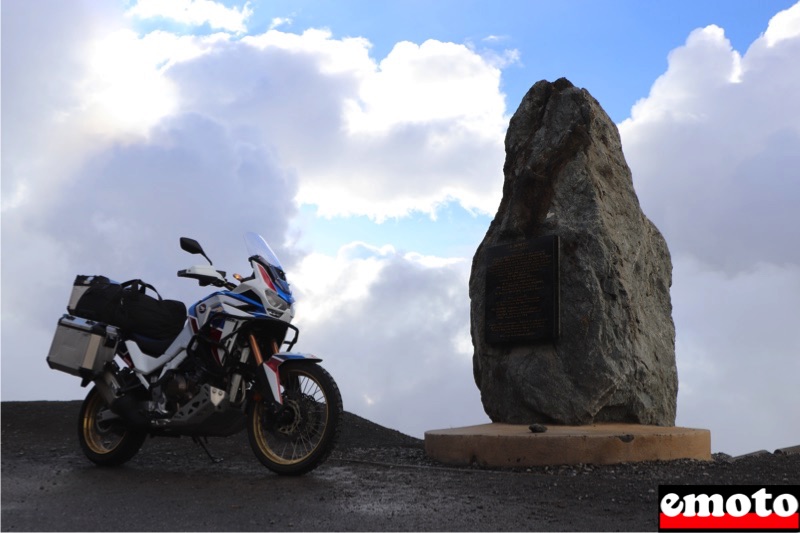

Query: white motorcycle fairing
[261,352,322,404]
[124,326,193,375]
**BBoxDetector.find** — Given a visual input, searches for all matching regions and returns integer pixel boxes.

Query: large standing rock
[470,78,677,426]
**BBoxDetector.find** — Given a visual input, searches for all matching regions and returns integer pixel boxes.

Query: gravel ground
[2,401,799,531]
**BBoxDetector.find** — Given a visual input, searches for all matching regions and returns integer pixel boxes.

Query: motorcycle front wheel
[247,362,342,475]
[78,387,146,467]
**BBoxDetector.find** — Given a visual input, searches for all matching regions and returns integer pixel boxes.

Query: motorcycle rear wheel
[78,387,146,467]
[247,362,342,475]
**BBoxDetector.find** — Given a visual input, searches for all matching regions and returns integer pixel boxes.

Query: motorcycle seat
[128,333,176,357]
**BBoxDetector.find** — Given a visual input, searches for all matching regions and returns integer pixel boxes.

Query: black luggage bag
[69,276,186,340]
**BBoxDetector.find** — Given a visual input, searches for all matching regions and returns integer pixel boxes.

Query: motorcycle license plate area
[46,315,119,378]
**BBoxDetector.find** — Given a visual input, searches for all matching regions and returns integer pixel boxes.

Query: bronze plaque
[485,236,560,344]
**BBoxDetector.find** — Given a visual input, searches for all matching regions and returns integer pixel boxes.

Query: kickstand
[192,436,223,464]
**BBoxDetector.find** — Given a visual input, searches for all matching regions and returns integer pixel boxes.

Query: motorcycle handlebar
[177,268,236,289]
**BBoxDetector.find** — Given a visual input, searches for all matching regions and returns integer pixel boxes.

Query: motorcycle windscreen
[244,232,284,270]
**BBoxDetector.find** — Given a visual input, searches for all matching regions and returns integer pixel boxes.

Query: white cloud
[168,30,508,220]
[81,29,181,134]
[625,26,743,125]
[672,256,800,454]
[619,5,800,454]
[1,2,229,214]
[268,17,293,31]
[620,17,800,272]
[242,28,374,75]
[763,1,800,47]
[2,0,112,212]
[347,39,506,135]
[288,243,392,324]
[126,0,253,34]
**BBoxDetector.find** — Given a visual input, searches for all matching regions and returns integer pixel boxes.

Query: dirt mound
[0,400,420,452]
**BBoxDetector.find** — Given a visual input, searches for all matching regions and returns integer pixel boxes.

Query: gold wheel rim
[82,391,125,455]
[253,370,329,466]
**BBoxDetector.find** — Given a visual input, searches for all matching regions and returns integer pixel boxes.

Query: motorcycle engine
[164,373,199,405]
[155,367,204,414]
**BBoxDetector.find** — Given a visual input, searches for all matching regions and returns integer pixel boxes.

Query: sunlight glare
[85,29,177,135]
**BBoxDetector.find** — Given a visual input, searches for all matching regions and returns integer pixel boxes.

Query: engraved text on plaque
[485,236,560,344]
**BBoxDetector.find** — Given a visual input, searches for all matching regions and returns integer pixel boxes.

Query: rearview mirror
[180,237,212,265]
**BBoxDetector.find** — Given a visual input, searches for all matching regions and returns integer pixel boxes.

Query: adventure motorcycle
[46,232,342,475]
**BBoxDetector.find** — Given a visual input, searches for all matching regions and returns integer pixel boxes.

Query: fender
[260,352,322,404]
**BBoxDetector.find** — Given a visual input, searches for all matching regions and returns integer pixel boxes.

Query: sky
[2,0,799,457]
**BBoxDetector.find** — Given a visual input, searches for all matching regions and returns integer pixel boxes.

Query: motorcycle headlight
[265,290,289,311]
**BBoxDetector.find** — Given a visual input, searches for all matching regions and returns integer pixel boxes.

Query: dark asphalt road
[3,401,798,532]
[2,447,649,531]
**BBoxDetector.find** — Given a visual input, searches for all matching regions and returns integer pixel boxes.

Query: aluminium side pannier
[46,315,120,377]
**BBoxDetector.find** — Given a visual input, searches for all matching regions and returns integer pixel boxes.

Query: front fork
[247,334,322,407]
[249,334,282,405]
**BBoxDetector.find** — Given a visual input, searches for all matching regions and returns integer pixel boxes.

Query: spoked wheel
[247,362,342,475]
[78,387,146,467]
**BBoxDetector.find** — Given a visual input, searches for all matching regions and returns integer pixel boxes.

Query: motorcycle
[46,232,342,475]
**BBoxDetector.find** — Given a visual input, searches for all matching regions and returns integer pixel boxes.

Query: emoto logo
[658,485,799,531]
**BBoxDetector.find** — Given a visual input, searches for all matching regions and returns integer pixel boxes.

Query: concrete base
[424,423,711,467]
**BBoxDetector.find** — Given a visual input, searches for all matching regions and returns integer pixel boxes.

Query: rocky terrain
[2,401,798,531]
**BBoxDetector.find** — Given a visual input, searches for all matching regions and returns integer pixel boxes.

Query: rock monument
[470,78,677,426]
